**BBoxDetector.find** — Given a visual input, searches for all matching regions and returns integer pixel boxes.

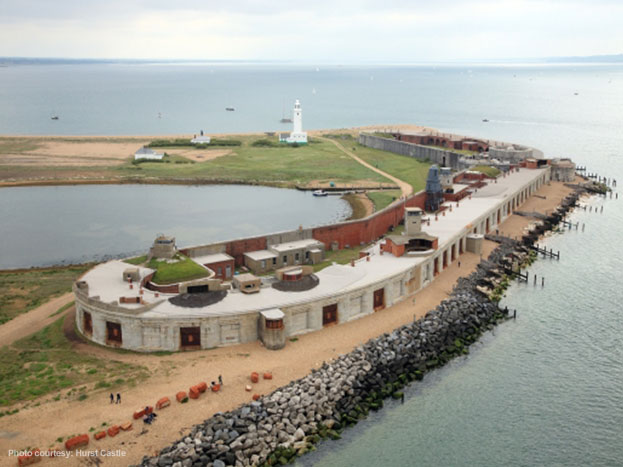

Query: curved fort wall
[75,168,551,352]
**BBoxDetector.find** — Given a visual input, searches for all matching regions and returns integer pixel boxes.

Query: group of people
[211,375,223,389]
[144,407,158,424]
[109,393,121,404]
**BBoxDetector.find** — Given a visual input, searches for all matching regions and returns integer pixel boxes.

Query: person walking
[218,375,223,386]
[116,393,121,404]
[110,393,114,404]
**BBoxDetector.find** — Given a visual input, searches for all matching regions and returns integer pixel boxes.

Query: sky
[1,0,621,62]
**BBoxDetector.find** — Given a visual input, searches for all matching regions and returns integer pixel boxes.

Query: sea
[1,61,622,466]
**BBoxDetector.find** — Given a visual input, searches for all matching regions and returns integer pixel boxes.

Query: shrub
[251,139,279,148]
[210,139,241,147]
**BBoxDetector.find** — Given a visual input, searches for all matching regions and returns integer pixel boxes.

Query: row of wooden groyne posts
[137,188,586,467]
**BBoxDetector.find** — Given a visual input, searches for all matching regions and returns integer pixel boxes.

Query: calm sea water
[1,62,623,466]
[0,184,350,269]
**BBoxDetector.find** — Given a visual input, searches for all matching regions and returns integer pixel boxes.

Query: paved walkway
[318,136,413,198]
[0,293,74,347]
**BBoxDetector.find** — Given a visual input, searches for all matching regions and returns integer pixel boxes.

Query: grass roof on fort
[148,255,210,285]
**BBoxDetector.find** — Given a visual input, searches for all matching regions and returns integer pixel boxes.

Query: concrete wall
[489,145,537,162]
[358,133,461,169]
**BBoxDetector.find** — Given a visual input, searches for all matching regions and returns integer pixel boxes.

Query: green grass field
[124,255,147,265]
[346,142,430,193]
[313,245,369,273]
[116,136,392,187]
[0,317,148,409]
[148,255,210,284]
[367,190,402,211]
[0,265,92,325]
[472,165,501,177]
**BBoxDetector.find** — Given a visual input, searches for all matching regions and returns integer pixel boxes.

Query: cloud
[1,0,622,60]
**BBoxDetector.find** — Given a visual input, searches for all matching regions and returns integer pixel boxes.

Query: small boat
[482,118,489,122]
[280,100,292,123]
[225,107,235,111]
[51,115,59,120]
[312,190,328,197]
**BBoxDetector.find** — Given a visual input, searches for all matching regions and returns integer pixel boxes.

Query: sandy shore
[0,180,577,467]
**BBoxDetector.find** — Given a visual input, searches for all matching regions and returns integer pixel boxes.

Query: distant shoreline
[2,55,622,65]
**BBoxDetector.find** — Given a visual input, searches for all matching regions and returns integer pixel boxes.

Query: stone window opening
[83,311,93,336]
[106,321,122,345]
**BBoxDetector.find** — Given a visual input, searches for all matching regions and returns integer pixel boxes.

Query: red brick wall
[454,172,486,182]
[204,259,235,280]
[312,191,427,250]
[182,191,428,267]
[381,239,405,257]
[226,238,268,267]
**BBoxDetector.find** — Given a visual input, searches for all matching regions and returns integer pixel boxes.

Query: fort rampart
[74,168,551,352]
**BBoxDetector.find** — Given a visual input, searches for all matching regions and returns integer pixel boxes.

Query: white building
[191,131,211,145]
[279,99,308,144]
[134,147,164,161]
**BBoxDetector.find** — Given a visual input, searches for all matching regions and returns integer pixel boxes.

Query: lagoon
[0,184,350,269]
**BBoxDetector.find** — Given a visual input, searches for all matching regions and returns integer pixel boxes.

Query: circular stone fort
[74,132,555,352]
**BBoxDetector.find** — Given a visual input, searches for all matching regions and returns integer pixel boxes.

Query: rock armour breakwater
[140,188,583,467]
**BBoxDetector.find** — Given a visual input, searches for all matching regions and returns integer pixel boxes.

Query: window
[106,321,122,344]
[261,260,266,269]
[283,255,287,264]
[225,265,231,278]
[295,253,300,262]
[272,257,277,265]
[305,251,310,260]
[83,311,93,336]
[322,304,338,326]
[265,319,284,330]
[180,327,201,348]
[217,267,222,276]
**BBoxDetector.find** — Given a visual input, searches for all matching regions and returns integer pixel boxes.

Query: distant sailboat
[51,112,59,120]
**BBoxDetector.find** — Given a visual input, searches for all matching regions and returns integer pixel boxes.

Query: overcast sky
[1,0,621,61]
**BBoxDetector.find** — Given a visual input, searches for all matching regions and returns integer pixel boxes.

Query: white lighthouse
[280,99,308,144]
[293,99,303,134]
